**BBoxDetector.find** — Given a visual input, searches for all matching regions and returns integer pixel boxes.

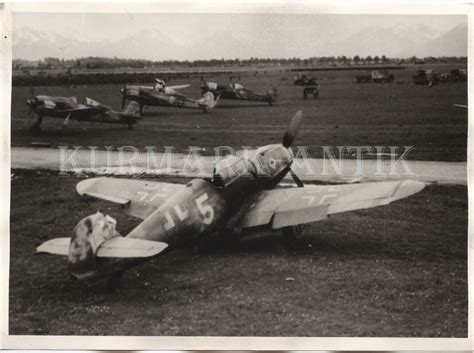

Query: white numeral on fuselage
[196,193,214,225]
[162,193,215,230]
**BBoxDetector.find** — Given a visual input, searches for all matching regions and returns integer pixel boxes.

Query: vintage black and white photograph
[2,2,471,348]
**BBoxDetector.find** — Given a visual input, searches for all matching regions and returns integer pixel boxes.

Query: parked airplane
[120,78,217,115]
[201,81,278,105]
[26,94,140,134]
[37,111,424,286]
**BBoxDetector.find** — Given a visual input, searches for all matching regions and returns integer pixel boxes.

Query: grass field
[11,63,468,161]
[9,172,467,337]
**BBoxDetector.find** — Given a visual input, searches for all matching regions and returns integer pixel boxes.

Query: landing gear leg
[281,225,302,247]
[139,104,144,116]
[128,123,133,130]
[107,270,124,290]
[30,115,43,135]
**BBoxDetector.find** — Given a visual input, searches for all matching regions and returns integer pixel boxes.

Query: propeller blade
[282,110,303,148]
[289,168,304,187]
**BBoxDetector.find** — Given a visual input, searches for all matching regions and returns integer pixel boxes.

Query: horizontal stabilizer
[84,97,113,111]
[96,237,168,258]
[83,190,130,205]
[36,236,168,258]
[36,237,70,256]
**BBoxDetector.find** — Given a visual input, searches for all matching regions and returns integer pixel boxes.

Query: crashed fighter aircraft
[26,94,141,134]
[120,78,217,115]
[37,111,424,285]
[200,81,278,105]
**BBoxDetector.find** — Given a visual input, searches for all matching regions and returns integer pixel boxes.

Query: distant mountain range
[12,23,467,61]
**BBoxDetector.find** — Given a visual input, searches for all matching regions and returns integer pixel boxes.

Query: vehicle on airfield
[303,86,319,100]
[356,74,372,83]
[294,73,317,86]
[356,71,394,83]
[26,93,141,134]
[450,69,467,83]
[200,81,278,105]
[37,111,425,286]
[412,69,440,86]
[371,70,395,83]
[120,78,218,116]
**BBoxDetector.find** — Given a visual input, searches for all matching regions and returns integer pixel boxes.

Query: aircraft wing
[76,177,185,219]
[238,180,424,229]
[43,99,57,109]
[84,97,114,111]
[59,105,105,115]
[167,84,190,91]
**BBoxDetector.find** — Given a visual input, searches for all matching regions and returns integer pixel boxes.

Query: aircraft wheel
[107,270,124,290]
[281,225,302,241]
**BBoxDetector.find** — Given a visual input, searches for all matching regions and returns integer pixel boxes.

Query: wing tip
[395,180,425,200]
[76,177,103,195]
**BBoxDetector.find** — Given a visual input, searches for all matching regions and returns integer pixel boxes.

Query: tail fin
[36,212,168,280]
[123,101,140,116]
[267,87,278,100]
[197,91,218,112]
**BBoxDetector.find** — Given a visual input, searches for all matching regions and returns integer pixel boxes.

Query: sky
[12,13,468,60]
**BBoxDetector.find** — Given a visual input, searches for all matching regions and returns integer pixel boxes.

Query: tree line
[13,55,467,71]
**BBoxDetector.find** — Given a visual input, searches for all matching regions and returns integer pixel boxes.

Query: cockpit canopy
[213,155,254,187]
[232,83,244,90]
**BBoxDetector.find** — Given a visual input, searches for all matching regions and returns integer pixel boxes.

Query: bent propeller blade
[282,110,303,148]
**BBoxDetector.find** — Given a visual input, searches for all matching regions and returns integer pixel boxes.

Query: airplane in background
[120,78,218,115]
[201,81,278,105]
[26,94,141,134]
[36,111,424,287]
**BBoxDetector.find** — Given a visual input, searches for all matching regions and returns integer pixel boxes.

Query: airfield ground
[9,64,468,337]
[11,64,467,161]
